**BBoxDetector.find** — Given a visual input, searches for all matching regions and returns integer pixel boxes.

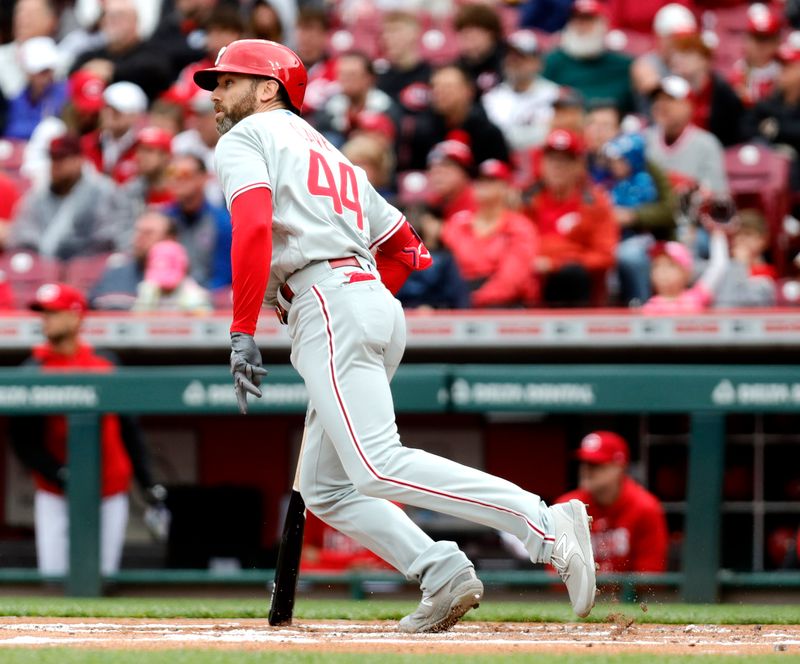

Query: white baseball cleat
[399,567,484,633]
[549,499,597,618]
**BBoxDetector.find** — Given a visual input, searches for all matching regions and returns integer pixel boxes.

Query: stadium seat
[0,251,61,309]
[724,143,792,273]
[62,253,116,293]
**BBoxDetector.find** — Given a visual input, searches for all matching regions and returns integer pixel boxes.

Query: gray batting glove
[230,332,268,415]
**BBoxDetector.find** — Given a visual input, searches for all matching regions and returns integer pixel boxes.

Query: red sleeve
[375,219,432,295]
[229,187,273,335]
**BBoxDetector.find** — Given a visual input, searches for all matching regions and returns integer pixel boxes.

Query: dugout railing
[1,364,800,602]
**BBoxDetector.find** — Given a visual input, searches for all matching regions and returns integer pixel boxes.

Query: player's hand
[230,332,268,414]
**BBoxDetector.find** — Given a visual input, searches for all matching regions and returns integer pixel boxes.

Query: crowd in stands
[0,0,799,312]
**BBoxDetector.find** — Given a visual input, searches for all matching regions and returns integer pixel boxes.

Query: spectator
[645,76,729,196]
[742,36,800,189]
[542,0,634,114]
[377,11,431,117]
[163,154,232,289]
[405,64,510,170]
[148,99,185,137]
[314,51,401,149]
[555,431,668,573]
[249,0,284,43]
[9,283,165,576]
[631,3,697,111]
[4,37,67,140]
[585,103,676,304]
[9,135,117,259]
[442,159,539,307]
[149,0,216,81]
[714,209,777,307]
[81,81,149,184]
[172,91,222,204]
[133,239,211,312]
[99,126,175,251]
[342,134,395,198]
[162,6,245,108]
[397,204,470,309]
[425,139,477,219]
[90,210,174,310]
[71,0,173,101]
[524,129,619,306]
[63,71,106,138]
[0,0,57,100]
[453,3,504,95]
[601,133,658,210]
[482,30,560,152]
[295,8,337,115]
[642,231,729,313]
[668,33,744,147]
[729,4,783,107]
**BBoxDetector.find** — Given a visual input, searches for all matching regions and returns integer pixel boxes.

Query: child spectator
[442,159,538,307]
[642,231,729,313]
[601,133,658,210]
[396,205,470,310]
[134,239,211,313]
[714,209,777,307]
[729,4,783,107]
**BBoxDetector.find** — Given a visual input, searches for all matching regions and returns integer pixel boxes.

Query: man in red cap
[730,4,783,107]
[8,283,166,577]
[524,128,618,306]
[425,138,478,219]
[543,0,634,113]
[556,431,669,572]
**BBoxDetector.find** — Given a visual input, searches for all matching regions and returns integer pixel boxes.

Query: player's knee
[351,471,385,498]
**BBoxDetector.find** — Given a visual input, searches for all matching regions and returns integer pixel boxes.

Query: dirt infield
[0,618,798,655]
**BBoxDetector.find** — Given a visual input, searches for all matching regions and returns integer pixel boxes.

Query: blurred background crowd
[0,0,799,312]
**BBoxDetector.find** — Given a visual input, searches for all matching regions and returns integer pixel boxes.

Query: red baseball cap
[29,283,88,314]
[477,159,512,181]
[575,431,630,465]
[572,0,605,18]
[747,3,781,36]
[353,110,396,142]
[427,139,474,170]
[68,71,106,114]
[544,128,585,156]
[136,126,173,153]
[778,37,800,64]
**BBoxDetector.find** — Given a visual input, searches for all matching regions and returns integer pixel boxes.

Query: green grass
[0,652,798,664]
[0,597,798,625]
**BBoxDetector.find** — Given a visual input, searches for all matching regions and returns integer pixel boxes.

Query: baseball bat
[268,433,307,626]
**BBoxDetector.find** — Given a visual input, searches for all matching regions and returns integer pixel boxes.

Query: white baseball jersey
[214,109,405,305]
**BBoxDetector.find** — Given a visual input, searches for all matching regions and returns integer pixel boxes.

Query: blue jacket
[4,81,67,140]
[397,249,470,309]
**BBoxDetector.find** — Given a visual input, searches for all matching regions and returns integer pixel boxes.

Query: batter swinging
[194,39,596,633]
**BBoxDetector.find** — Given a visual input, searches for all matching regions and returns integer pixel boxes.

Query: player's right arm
[215,124,273,413]
[364,185,432,295]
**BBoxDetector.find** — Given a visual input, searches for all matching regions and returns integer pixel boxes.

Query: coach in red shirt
[556,431,669,572]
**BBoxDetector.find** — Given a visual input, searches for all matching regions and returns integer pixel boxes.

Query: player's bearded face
[215,79,259,135]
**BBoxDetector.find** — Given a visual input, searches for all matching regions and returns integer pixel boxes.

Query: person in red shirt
[8,284,166,576]
[524,128,619,306]
[442,159,539,307]
[556,431,669,572]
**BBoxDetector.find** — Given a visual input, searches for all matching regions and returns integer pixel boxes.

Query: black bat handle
[269,490,306,626]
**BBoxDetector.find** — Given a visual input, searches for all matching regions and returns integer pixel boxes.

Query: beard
[561,23,607,60]
[216,83,259,136]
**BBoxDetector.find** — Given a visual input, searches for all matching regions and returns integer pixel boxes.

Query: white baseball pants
[283,262,555,595]
[34,489,129,576]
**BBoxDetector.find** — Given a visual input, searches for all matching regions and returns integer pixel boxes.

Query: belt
[279,256,361,303]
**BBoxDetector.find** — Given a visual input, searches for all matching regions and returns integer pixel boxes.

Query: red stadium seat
[62,253,117,293]
[0,251,61,309]
[724,143,791,273]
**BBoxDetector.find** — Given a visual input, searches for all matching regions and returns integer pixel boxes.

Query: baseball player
[194,40,597,632]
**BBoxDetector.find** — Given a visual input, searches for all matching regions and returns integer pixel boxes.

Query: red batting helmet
[193,39,307,114]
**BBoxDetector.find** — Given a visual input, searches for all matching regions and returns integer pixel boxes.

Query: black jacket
[741,91,800,154]
[709,73,745,147]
